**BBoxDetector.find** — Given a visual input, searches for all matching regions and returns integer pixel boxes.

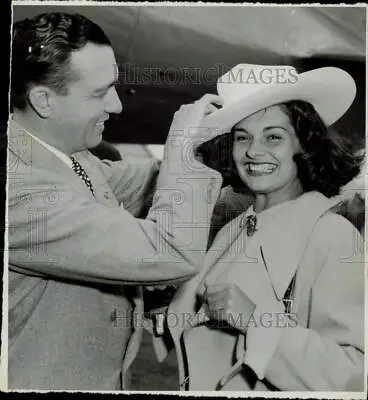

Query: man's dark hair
[197,100,364,198]
[11,12,112,110]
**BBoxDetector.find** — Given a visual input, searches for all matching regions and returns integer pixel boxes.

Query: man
[7,12,223,390]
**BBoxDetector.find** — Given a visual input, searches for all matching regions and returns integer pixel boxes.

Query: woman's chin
[241,177,276,194]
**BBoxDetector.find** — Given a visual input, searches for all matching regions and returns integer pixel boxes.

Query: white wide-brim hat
[203,63,356,135]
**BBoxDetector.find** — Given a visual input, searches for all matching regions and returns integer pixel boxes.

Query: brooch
[244,215,257,236]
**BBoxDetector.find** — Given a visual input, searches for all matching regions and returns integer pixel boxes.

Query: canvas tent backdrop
[12,5,365,146]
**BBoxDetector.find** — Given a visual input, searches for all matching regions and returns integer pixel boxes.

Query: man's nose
[105,87,123,114]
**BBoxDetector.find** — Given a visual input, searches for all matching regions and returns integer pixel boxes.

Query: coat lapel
[71,150,119,206]
[259,191,339,300]
[8,120,95,200]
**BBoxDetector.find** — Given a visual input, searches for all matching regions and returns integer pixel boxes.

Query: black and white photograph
[2,0,367,395]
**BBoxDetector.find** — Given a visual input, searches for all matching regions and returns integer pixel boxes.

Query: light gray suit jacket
[7,120,222,390]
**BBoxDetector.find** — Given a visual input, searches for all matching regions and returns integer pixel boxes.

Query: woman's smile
[244,162,278,176]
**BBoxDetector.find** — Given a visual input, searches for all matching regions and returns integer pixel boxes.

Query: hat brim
[202,67,356,136]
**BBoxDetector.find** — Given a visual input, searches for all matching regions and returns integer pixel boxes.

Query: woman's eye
[267,134,282,141]
[235,135,250,142]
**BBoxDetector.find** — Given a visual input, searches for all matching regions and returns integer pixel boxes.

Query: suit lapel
[71,150,115,205]
[8,120,95,200]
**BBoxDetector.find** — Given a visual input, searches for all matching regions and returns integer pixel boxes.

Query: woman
[152,64,365,392]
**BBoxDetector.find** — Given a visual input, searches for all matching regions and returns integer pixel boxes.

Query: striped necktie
[70,156,94,195]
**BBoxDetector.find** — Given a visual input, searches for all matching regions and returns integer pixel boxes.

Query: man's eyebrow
[93,80,119,93]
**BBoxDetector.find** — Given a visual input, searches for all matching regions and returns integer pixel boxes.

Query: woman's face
[232,105,302,195]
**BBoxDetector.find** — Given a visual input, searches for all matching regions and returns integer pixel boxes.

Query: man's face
[50,42,122,153]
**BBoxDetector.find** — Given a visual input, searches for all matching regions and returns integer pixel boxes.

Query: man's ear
[28,86,54,118]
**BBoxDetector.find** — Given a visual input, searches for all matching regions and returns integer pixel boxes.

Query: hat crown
[217,64,299,105]
[205,63,356,134]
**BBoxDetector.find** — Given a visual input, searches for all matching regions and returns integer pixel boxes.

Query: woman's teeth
[246,163,277,174]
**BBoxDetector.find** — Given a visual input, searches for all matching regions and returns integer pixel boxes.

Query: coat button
[104,192,110,199]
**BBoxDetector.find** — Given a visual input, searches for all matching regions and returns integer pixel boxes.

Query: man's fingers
[196,93,224,107]
[193,94,223,118]
[168,94,224,150]
[204,103,220,116]
[176,94,222,119]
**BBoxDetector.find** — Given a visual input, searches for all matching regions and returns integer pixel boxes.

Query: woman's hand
[202,283,255,334]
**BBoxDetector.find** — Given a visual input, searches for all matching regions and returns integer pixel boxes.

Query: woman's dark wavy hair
[197,100,365,198]
[11,12,111,110]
